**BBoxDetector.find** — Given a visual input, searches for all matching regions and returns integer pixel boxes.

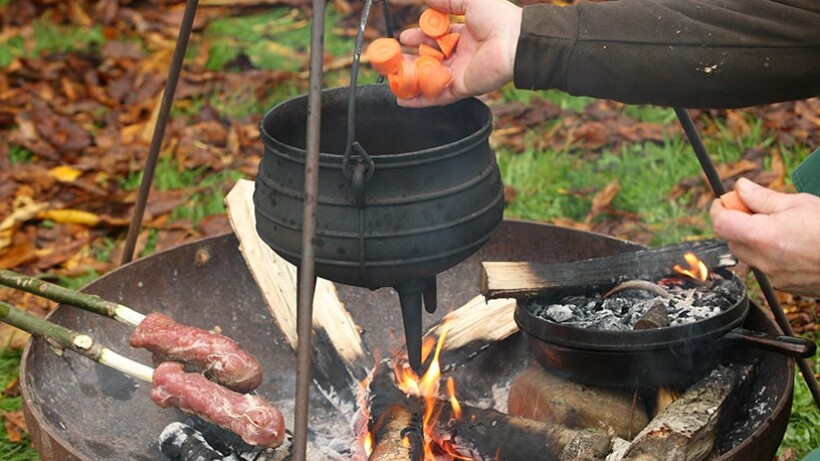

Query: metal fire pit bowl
[20,221,793,461]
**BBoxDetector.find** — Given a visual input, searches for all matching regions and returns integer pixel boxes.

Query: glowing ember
[673,252,710,282]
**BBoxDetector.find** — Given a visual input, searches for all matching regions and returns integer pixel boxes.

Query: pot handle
[723,328,817,359]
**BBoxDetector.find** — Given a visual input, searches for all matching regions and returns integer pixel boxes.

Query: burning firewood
[619,363,755,461]
[362,360,424,461]
[430,400,612,461]
[508,366,650,441]
[480,239,736,300]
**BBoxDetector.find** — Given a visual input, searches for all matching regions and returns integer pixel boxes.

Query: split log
[620,364,755,461]
[431,400,612,461]
[226,180,372,411]
[508,366,650,440]
[480,239,736,300]
[423,294,517,370]
[364,360,424,461]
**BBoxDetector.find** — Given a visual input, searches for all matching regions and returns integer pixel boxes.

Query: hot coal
[522,273,745,331]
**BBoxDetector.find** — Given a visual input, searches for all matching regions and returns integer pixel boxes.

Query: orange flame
[389,325,470,460]
[673,252,709,282]
[363,432,373,457]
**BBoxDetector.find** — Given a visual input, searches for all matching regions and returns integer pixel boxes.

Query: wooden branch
[431,400,612,461]
[365,360,423,461]
[0,268,146,326]
[621,364,755,461]
[226,179,372,411]
[480,239,736,300]
[0,300,154,382]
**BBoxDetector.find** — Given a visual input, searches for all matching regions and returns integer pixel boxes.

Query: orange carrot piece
[365,37,402,76]
[388,59,420,99]
[419,43,445,61]
[419,8,450,38]
[720,190,752,213]
[415,56,452,98]
[435,32,460,59]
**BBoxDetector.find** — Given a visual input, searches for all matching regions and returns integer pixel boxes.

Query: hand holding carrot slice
[419,43,445,61]
[415,56,452,98]
[419,8,450,38]
[435,32,460,59]
[365,37,403,76]
[388,59,420,99]
[720,190,752,213]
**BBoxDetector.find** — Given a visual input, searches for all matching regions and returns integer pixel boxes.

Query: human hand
[710,178,820,297]
[397,0,522,107]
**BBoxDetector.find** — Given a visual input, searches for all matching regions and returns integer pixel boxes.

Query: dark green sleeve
[513,0,820,108]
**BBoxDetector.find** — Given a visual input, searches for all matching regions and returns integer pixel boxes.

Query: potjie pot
[254,84,504,368]
[515,272,816,387]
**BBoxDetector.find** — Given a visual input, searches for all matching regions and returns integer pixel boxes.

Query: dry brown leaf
[2,409,28,443]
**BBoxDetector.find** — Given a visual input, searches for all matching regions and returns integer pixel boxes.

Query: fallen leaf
[37,209,101,227]
[47,165,83,183]
[2,409,28,443]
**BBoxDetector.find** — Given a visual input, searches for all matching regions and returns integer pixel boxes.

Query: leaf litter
[0,0,817,450]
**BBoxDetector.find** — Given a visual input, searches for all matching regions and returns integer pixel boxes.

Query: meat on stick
[0,268,262,393]
[0,299,285,448]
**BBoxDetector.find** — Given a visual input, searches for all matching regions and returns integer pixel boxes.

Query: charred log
[366,361,424,461]
[481,239,735,300]
[432,401,612,461]
[621,364,755,461]
[508,366,650,440]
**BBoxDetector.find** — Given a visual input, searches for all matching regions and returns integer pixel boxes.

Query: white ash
[525,276,744,330]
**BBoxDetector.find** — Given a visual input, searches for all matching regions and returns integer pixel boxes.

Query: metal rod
[674,107,820,408]
[292,1,327,459]
[120,0,199,265]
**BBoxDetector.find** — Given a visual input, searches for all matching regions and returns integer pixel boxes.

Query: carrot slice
[720,190,752,213]
[419,8,450,38]
[435,32,460,59]
[388,59,420,99]
[365,37,402,76]
[415,56,452,98]
[419,43,445,61]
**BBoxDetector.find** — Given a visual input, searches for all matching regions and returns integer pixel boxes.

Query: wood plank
[480,239,736,300]
[226,180,372,413]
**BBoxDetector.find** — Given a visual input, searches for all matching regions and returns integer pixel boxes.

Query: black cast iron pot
[254,84,504,369]
[515,273,816,387]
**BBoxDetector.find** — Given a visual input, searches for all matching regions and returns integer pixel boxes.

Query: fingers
[733,178,793,214]
[424,0,469,15]
[709,198,755,244]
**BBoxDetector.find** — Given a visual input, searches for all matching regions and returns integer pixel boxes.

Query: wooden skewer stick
[0,268,146,326]
[0,299,154,382]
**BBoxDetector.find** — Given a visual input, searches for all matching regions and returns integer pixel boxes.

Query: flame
[446,377,461,421]
[388,325,470,460]
[673,252,709,282]
[363,432,373,457]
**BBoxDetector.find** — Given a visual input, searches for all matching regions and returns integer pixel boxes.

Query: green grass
[0,13,104,67]
[781,342,820,459]
[0,349,37,461]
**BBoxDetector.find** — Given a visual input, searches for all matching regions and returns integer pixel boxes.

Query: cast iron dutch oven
[514,271,816,387]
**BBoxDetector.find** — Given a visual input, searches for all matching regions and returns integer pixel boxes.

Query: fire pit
[20,221,794,461]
